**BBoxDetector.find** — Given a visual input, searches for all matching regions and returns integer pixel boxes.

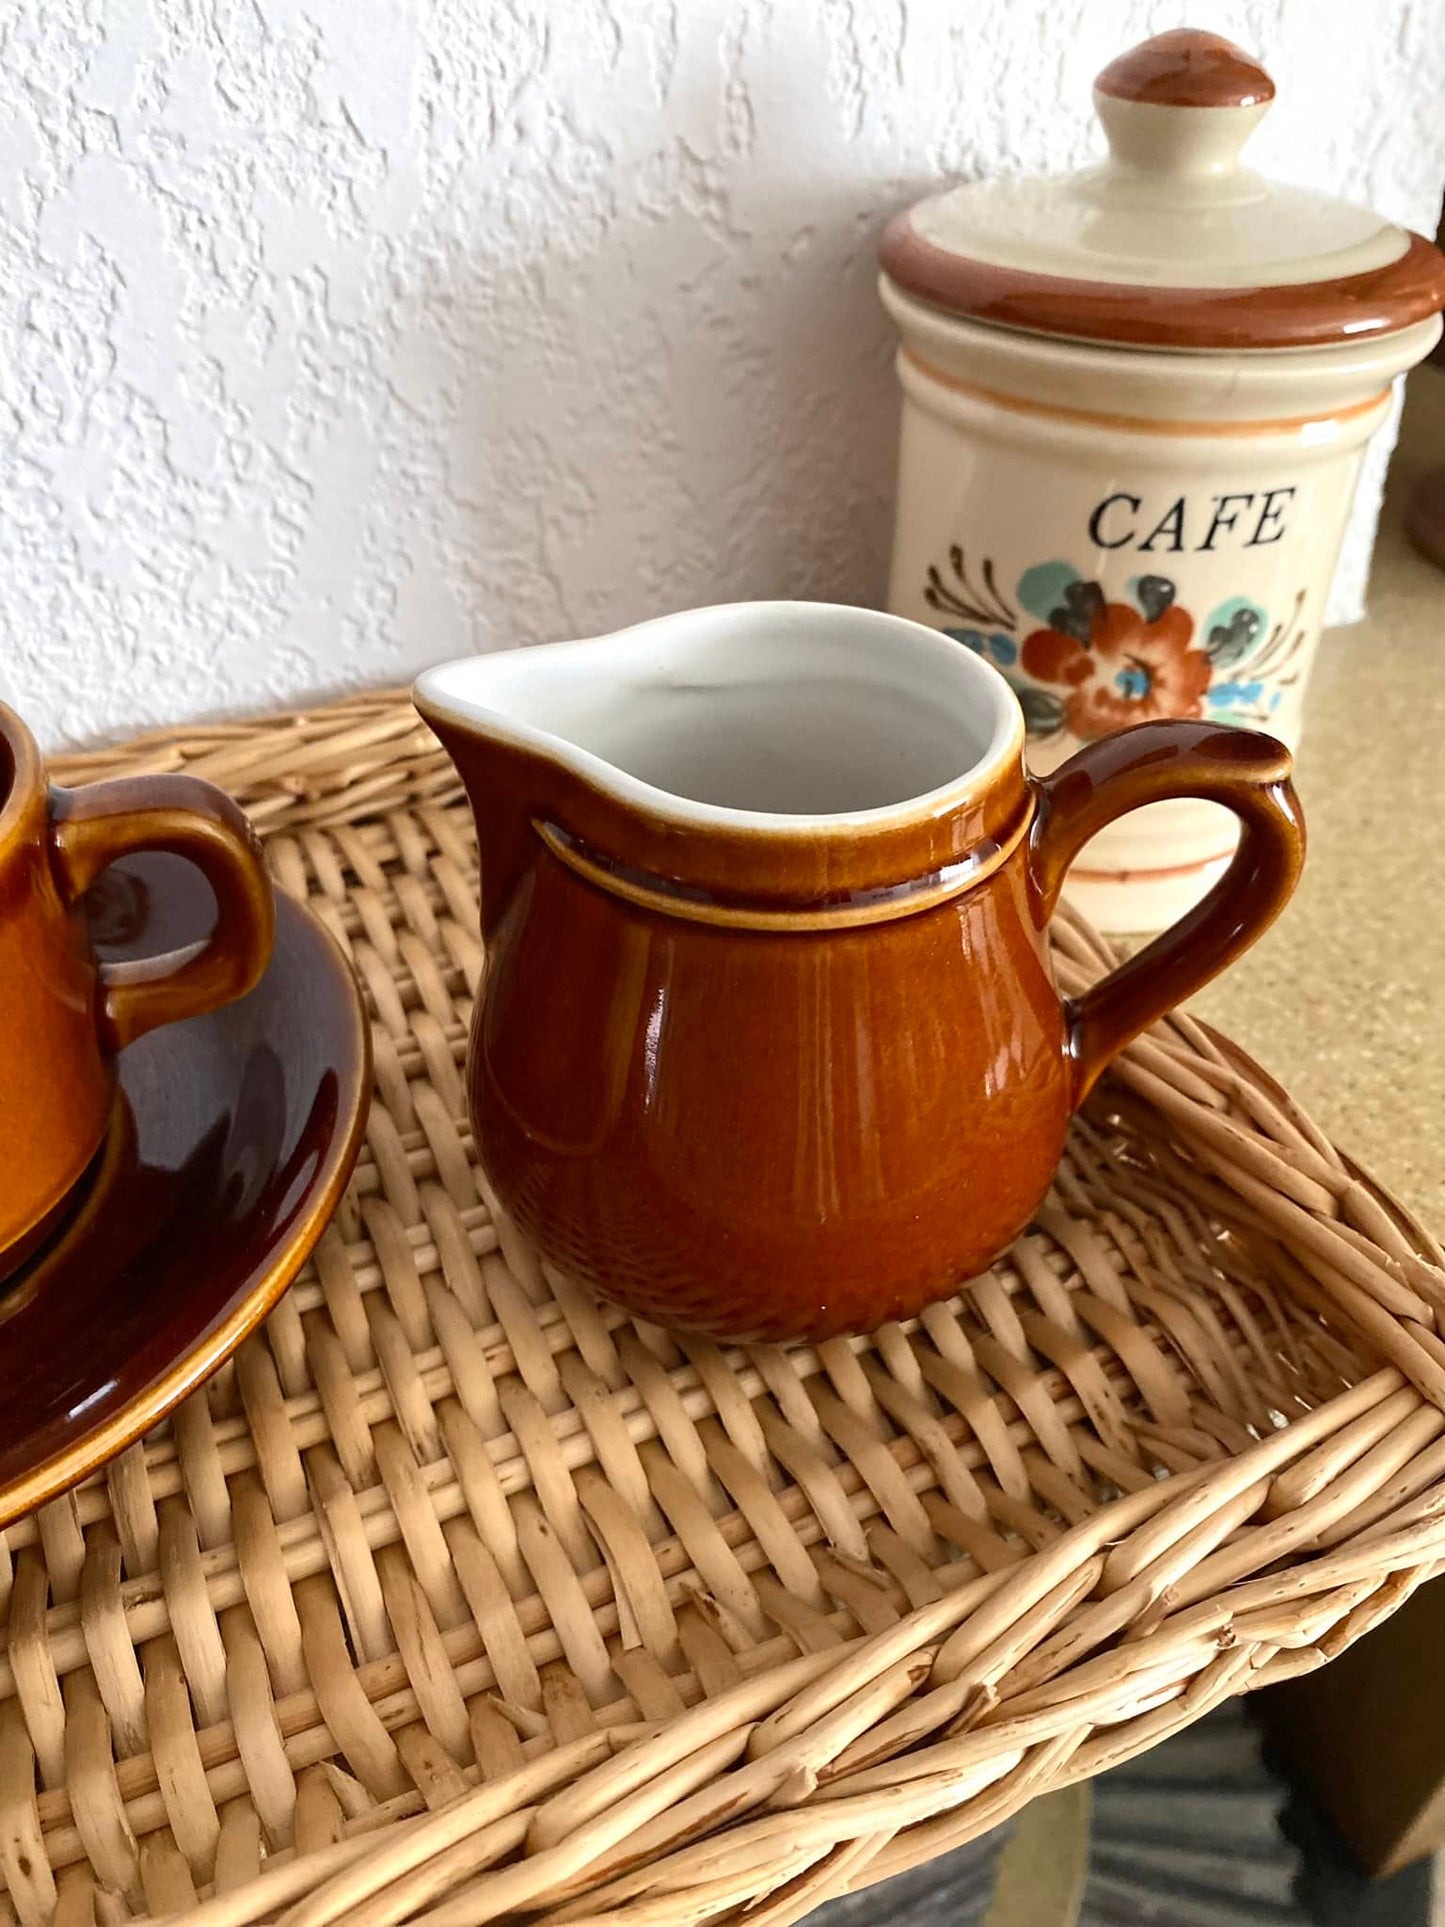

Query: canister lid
[880,28,1445,351]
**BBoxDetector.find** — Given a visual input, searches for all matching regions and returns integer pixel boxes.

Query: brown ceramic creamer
[416,603,1302,1341]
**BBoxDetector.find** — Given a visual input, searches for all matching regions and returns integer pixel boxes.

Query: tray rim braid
[0,687,1433,1926]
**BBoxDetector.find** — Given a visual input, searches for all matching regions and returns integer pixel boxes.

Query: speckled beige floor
[1189,367,1445,1230]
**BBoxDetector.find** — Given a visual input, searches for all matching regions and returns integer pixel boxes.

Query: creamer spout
[413,650,585,941]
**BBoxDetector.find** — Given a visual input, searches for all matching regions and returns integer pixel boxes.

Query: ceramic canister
[879,28,1445,932]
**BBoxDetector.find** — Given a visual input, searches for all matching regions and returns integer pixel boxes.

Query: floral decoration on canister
[924,546,1307,740]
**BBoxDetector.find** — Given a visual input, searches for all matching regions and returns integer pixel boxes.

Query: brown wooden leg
[1259,1573,1445,1876]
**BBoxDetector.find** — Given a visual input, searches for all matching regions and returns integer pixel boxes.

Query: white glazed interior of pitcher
[416,602,1022,828]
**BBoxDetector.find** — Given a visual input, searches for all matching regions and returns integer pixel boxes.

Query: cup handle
[49,773,276,1052]
[1028,719,1305,1106]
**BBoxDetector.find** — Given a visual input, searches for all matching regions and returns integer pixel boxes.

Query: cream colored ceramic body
[883,284,1439,929]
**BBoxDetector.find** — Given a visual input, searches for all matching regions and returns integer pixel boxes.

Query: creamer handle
[1028,720,1304,1104]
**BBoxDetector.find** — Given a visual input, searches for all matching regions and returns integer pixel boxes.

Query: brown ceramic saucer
[0,851,369,1526]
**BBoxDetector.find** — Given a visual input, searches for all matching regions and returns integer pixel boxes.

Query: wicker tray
[8,690,1444,1927]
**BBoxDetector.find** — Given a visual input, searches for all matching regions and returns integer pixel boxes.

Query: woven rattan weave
[5,688,1442,1926]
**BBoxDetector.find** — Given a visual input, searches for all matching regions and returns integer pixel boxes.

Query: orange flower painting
[1020,584,1212,739]
[923,549,1301,741]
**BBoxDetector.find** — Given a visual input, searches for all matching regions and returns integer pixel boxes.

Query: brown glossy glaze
[1094,29,1274,108]
[0,703,275,1269]
[878,220,1445,352]
[0,857,369,1526]
[426,709,1303,1342]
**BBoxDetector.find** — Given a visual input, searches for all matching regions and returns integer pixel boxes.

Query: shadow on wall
[400,166,920,661]
[284,132,967,729]
[269,224,909,730]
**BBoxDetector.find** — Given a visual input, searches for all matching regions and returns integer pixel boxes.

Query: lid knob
[1093,28,1274,182]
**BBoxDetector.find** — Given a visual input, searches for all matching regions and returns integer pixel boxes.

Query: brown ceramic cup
[419,603,1306,1343]
[0,702,275,1274]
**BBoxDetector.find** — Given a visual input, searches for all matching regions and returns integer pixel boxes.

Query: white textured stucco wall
[4,0,1444,746]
